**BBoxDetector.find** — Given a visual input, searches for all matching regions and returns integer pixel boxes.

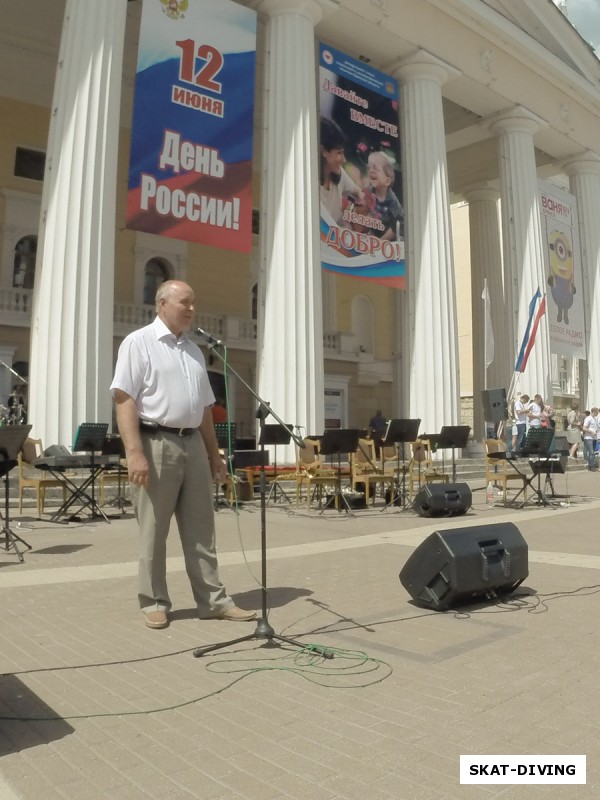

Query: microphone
[196,327,223,346]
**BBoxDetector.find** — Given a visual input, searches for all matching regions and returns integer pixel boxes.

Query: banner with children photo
[318,43,405,288]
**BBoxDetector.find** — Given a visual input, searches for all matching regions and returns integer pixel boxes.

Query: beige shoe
[203,605,257,622]
[144,610,169,629]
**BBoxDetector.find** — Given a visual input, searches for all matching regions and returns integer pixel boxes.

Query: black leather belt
[140,421,196,437]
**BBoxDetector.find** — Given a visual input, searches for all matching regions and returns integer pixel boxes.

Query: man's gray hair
[155,280,178,310]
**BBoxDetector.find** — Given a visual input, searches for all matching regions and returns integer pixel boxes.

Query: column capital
[463,185,500,204]
[256,0,338,24]
[562,150,600,177]
[387,49,461,85]
[488,105,547,137]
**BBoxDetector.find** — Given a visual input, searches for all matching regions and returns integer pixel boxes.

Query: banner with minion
[318,43,405,288]
[538,181,585,358]
[126,0,256,252]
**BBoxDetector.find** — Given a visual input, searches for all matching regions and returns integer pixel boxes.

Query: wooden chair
[351,438,394,505]
[17,438,67,518]
[485,439,528,504]
[407,438,449,500]
[380,442,411,505]
[295,437,335,509]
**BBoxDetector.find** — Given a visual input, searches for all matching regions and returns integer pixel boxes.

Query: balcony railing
[1,287,357,358]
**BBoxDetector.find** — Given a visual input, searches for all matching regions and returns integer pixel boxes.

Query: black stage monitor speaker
[481,388,508,422]
[399,522,528,610]
[412,482,472,517]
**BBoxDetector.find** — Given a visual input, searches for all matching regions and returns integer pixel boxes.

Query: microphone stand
[192,330,333,660]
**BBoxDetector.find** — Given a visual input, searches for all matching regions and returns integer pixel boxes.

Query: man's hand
[127,450,150,487]
[209,452,227,483]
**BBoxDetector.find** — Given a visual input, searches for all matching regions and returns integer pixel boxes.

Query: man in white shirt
[111,280,255,629]
[513,393,529,452]
[582,407,599,471]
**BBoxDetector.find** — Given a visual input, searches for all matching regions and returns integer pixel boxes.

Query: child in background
[365,151,404,241]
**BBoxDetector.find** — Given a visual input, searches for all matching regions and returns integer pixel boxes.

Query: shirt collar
[151,315,190,344]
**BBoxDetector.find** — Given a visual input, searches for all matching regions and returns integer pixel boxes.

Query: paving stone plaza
[0,468,598,800]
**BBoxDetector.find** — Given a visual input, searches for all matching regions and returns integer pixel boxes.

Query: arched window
[143,257,171,305]
[13,235,37,289]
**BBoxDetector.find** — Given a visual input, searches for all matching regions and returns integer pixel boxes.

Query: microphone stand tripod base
[192,616,334,659]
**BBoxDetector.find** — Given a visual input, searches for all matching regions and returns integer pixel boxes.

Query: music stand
[381,418,421,510]
[72,422,109,521]
[319,428,361,514]
[529,454,567,499]
[438,425,471,482]
[213,423,236,511]
[214,422,236,450]
[260,424,293,504]
[0,424,32,561]
[221,449,269,507]
[101,434,130,513]
[520,427,557,506]
[520,426,555,457]
[422,432,445,486]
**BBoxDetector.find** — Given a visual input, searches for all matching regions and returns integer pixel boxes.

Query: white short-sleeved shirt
[514,399,528,424]
[583,414,599,441]
[110,316,215,429]
[527,401,542,428]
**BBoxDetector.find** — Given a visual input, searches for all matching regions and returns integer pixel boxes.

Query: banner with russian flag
[318,43,405,288]
[126,0,256,252]
[515,288,547,373]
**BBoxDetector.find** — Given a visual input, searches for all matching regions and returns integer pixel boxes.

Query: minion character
[547,229,575,324]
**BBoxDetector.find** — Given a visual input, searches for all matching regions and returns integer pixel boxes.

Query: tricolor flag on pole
[515,287,547,373]
[482,279,494,368]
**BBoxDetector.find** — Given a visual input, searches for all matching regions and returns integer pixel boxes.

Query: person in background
[566,402,582,459]
[582,407,599,471]
[110,280,256,629]
[319,116,364,227]
[211,397,228,424]
[513,393,529,452]
[527,394,544,429]
[365,151,404,241]
[7,385,26,423]
[368,409,388,456]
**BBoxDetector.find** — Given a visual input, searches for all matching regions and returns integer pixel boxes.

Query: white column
[394,51,460,434]
[28,0,126,447]
[490,107,551,399]
[464,186,503,440]
[563,152,600,409]
[256,0,330,462]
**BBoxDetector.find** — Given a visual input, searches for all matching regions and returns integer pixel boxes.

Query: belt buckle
[177,427,186,437]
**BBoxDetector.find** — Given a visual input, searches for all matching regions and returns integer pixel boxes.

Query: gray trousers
[132,430,231,616]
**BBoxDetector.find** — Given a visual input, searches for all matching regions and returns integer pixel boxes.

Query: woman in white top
[527,394,544,428]
[566,403,582,458]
